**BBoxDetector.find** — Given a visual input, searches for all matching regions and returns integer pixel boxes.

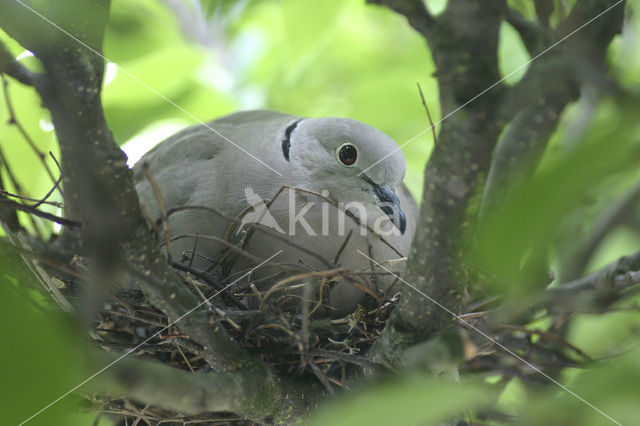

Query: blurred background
[2,0,640,424]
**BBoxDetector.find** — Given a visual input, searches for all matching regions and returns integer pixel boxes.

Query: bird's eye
[337,143,358,167]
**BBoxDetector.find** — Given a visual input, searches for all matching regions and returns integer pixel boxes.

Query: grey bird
[133,110,418,316]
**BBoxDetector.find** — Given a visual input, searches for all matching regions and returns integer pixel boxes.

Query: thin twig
[164,205,334,268]
[32,151,63,208]
[417,82,437,144]
[1,75,57,184]
[142,163,172,262]
[0,197,80,226]
[0,142,43,237]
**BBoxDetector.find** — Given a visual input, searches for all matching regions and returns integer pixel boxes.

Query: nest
[72,244,402,425]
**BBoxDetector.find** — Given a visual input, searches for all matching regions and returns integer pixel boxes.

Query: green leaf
[309,375,489,426]
[0,243,86,425]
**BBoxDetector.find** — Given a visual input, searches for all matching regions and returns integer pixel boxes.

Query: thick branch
[0,40,39,86]
[92,353,322,421]
[0,0,257,374]
[483,0,624,215]
[368,0,507,367]
[545,249,640,314]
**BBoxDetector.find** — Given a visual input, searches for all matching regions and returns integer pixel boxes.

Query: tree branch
[367,0,508,367]
[545,249,640,314]
[506,8,548,55]
[0,40,39,86]
[366,0,433,39]
[91,352,322,421]
[0,0,266,374]
[482,0,624,215]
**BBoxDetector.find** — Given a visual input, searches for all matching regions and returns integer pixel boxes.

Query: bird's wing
[132,110,299,219]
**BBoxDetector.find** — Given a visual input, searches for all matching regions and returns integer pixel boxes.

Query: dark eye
[337,143,358,166]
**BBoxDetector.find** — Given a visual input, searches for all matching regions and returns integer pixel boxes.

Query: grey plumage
[133,110,417,316]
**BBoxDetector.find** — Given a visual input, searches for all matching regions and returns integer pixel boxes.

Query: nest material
[77,248,400,425]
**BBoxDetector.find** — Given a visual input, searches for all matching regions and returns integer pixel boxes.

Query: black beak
[374,185,407,234]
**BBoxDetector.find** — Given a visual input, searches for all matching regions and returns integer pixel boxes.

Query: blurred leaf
[309,374,489,426]
[521,346,640,426]
[568,311,640,358]
[0,243,85,425]
[475,98,640,293]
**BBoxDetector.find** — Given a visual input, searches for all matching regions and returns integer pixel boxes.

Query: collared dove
[133,110,417,316]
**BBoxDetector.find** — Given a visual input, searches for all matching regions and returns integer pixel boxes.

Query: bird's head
[283,117,407,234]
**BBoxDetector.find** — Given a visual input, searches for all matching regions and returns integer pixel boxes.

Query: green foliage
[476,97,640,292]
[0,245,87,425]
[2,0,640,424]
[309,374,490,425]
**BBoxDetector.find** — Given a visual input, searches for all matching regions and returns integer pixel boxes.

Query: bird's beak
[375,185,407,234]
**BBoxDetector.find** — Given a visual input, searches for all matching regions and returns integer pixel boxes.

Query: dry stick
[170,261,245,310]
[174,344,196,374]
[1,226,75,312]
[130,403,151,426]
[0,189,63,207]
[417,82,438,145]
[1,75,57,184]
[165,233,300,273]
[282,186,403,257]
[307,358,335,395]
[309,277,329,317]
[216,185,291,273]
[32,151,63,209]
[142,163,172,263]
[261,268,380,306]
[332,229,353,265]
[301,277,312,352]
[164,205,333,268]
[0,143,43,237]
[0,197,80,227]
[188,233,199,268]
[500,324,592,360]
[261,269,350,306]
[312,348,379,369]
[234,185,403,265]
[185,272,242,330]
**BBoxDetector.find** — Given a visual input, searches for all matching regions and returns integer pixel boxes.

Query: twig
[281,186,403,257]
[32,151,64,208]
[164,205,333,268]
[1,75,57,184]
[0,197,80,227]
[500,325,592,360]
[130,403,151,426]
[170,261,245,310]
[0,189,63,207]
[312,348,379,369]
[0,40,39,86]
[143,163,172,262]
[332,230,353,265]
[417,82,437,144]
[0,142,43,236]
[307,359,335,395]
[261,269,349,305]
